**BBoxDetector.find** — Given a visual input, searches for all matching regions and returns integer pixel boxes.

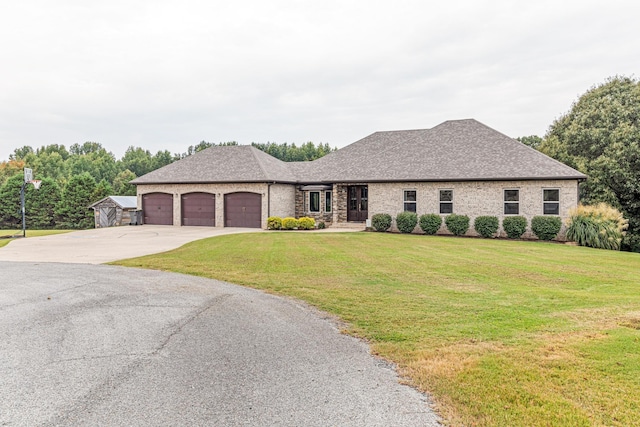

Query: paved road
[0,226,263,264]
[0,262,440,426]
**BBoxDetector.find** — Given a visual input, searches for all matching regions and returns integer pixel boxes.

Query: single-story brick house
[131,119,586,237]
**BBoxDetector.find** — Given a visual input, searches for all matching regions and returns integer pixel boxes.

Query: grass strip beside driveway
[0,230,71,248]
[114,232,640,427]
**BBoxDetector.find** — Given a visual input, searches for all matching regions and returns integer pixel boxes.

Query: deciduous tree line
[0,141,335,230]
[517,76,640,252]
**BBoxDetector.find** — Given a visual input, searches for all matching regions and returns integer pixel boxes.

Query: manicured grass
[0,229,72,247]
[114,232,640,426]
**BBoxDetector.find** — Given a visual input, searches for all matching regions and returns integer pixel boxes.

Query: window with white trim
[309,191,320,212]
[543,189,560,215]
[504,189,519,215]
[439,189,453,214]
[403,190,417,213]
[325,191,332,213]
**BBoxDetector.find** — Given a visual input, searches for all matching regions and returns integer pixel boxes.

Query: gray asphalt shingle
[131,119,586,185]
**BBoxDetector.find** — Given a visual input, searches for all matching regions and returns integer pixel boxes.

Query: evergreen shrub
[445,214,470,236]
[371,213,392,232]
[297,217,315,230]
[396,212,418,233]
[267,216,282,230]
[281,217,299,230]
[474,216,499,238]
[502,216,527,239]
[531,216,562,240]
[419,214,442,235]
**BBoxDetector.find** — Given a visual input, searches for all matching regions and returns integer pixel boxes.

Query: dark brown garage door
[142,193,173,225]
[181,192,215,226]
[224,192,261,228]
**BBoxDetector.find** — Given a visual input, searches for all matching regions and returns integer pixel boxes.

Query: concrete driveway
[0,225,262,264]
[0,262,440,426]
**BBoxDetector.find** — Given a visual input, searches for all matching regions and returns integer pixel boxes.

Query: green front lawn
[114,232,640,426]
[0,229,72,247]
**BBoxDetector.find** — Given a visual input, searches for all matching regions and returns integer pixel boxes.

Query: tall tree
[516,135,543,150]
[25,177,61,229]
[112,170,137,196]
[0,173,24,228]
[55,172,97,229]
[539,76,640,251]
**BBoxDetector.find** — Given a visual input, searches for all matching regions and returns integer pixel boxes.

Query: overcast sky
[1,0,638,160]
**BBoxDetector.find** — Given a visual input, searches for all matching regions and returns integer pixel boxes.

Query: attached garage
[224,192,261,228]
[181,192,215,226]
[142,193,173,225]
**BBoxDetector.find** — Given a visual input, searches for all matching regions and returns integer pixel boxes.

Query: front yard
[114,232,640,426]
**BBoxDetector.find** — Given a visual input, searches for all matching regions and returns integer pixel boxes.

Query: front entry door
[347,185,368,222]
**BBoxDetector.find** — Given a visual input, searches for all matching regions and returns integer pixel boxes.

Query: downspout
[267,182,273,218]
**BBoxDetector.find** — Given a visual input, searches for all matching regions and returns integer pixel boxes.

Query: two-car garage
[141,192,262,228]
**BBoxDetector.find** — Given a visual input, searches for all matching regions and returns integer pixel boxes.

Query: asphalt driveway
[0,225,262,264]
[0,262,440,426]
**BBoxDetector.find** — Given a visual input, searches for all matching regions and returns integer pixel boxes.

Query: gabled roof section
[89,196,137,209]
[303,119,586,182]
[131,145,299,184]
[131,119,586,186]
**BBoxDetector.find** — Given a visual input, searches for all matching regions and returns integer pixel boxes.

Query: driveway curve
[0,262,440,426]
[0,225,263,264]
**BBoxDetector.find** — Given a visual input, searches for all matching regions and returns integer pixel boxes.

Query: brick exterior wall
[368,180,580,239]
[136,179,580,239]
[137,183,295,229]
[295,187,333,224]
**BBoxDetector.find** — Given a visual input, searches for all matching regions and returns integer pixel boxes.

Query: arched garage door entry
[224,192,261,228]
[181,192,215,226]
[142,193,173,225]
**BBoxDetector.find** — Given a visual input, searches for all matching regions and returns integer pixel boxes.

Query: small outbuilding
[89,196,138,228]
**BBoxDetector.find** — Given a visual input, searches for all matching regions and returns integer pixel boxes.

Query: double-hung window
[439,190,453,214]
[309,191,320,213]
[504,189,519,215]
[403,190,417,213]
[543,189,560,215]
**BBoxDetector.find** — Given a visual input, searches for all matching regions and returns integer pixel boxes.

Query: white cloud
[1,0,639,159]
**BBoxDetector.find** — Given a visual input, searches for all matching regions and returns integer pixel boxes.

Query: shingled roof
[132,119,586,185]
[131,145,298,184]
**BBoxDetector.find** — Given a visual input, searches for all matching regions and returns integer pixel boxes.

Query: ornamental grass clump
[566,203,628,250]
[371,213,392,232]
[474,216,499,238]
[445,214,470,236]
[297,217,316,230]
[395,212,418,233]
[419,214,442,235]
[281,217,299,230]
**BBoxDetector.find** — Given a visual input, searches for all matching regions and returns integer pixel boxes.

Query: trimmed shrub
[297,216,316,230]
[622,233,640,253]
[371,213,392,232]
[395,211,418,233]
[474,216,499,238]
[565,203,628,250]
[317,221,326,230]
[445,214,470,236]
[419,214,442,235]
[281,217,299,230]
[267,216,282,230]
[502,216,527,239]
[531,216,562,240]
